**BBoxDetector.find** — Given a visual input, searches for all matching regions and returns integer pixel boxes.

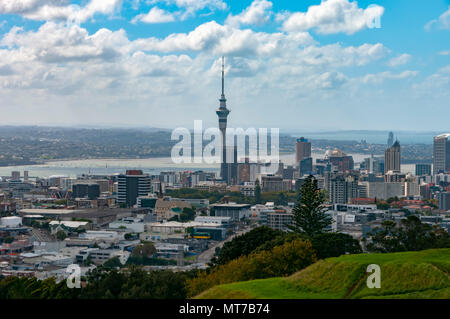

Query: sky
[0,0,449,132]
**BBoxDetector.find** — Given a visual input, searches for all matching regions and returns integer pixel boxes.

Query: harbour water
[0,153,415,178]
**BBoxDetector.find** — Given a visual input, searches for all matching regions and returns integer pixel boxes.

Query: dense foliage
[253,232,362,260]
[310,233,362,259]
[365,216,450,253]
[211,226,285,265]
[187,239,317,297]
[0,267,195,299]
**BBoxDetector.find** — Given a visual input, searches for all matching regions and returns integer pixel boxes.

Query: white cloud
[0,0,122,23]
[132,7,175,23]
[1,22,129,63]
[225,0,273,28]
[425,6,450,31]
[387,53,411,67]
[148,0,227,20]
[413,65,450,99]
[0,18,420,129]
[439,50,450,56]
[282,0,384,35]
[361,70,418,84]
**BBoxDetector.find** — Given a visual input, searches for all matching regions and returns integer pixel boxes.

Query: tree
[131,242,156,258]
[310,233,362,259]
[254,180,262,204]
[290,175,331,237]
[365,216,450,253]
[187,239,317,297]
[210,226,284,266]
[3,237,14,244]
[103,256,122,269]
[56,230,67,241]
[180,207,196,222]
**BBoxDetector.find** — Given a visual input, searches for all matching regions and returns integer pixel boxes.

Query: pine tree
[290,175,331,237]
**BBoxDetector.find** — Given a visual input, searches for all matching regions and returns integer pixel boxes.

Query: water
[290,131,439,145]
[0,153,417,179]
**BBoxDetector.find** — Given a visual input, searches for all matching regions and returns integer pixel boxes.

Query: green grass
[196,249,450,299]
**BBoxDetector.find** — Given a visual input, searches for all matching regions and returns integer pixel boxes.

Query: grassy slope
[196,249,450,299]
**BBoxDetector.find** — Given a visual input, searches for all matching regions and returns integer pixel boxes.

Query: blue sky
[0,0,449,132]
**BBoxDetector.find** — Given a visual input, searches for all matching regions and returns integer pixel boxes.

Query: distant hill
[196,249,450,299]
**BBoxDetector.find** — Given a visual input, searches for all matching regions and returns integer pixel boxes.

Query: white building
[0,216,22,228]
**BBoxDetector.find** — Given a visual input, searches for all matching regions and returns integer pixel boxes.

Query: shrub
[187,239,316,297]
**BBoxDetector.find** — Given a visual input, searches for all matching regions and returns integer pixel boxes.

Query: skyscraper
[216,57,231,184]
[117,170,151,207]
[433,133,450,174]
[387,132,394,148]
[295,137,311,165]
[384,140,401,174]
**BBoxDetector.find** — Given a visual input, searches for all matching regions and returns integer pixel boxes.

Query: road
[196,226,253,265]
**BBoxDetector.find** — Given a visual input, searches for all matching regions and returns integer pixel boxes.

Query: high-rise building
[299,157,313,176]
[72,183,100,200]
[433,133,450,174]
[438,192,450,211]
[216,56,231,184]
[325,149,354,172]
[11,171,20,180]
[387,132,394,148]
[295,137,311,165]
[117,170,151,207]
[384,140,401,174]
[326,173,358,204]
[415,164,432,176]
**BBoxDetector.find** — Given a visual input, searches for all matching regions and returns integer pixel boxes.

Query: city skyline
[0,0,449,130]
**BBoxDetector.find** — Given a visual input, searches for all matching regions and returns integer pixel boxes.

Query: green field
[196,249,450,299]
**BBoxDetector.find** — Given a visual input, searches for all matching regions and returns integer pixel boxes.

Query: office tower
[225,146,238,185]
[387,132,394,148]
[295,137,311,165]
[438,192,450,211]
[11,171,20,180]
[433,133,450,174]
[326,173,358,204]
[415,164,432,176]
[299,157,313,176]
[23,171,29,181]
[325,149,354,172]
[282,165,296,179]
[216,56,231,184]
[384,140,401,173]
[117,170,151,207]
[72,183,100,200]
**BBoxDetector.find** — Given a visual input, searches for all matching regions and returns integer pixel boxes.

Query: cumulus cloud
[387,53,411,67]
[225,0,273,28]
[1,22,129,63]
[0,14,424,129]
[132,21,314,56]
[132,7,175,23]
[425,6,450,31]
[0,0,122,23]
[281,0,384,35]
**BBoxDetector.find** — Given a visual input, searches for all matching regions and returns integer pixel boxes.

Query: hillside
[196,249,450,299]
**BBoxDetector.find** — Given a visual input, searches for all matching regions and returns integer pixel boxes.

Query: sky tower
[216,56,230,183]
